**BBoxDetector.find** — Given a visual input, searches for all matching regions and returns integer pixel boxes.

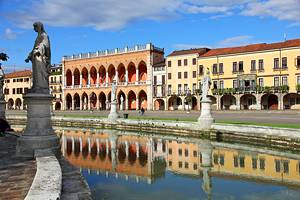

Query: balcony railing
[212,85,290,95]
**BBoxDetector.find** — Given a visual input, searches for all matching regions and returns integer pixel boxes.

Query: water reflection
[60,128,300,199]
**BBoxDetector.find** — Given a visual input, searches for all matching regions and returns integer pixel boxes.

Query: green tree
[0,53,9,61]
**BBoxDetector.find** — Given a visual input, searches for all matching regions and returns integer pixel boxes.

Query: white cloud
[3,28,17,40]
[4,0,300,30]
[217,35,255,47]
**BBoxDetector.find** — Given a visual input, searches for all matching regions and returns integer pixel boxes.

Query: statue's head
[33,22,45,33]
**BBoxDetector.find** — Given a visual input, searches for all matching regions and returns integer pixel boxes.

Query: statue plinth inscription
[17,22,59,157]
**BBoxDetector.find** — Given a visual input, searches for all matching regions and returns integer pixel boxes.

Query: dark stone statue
[0,66,4,100]
[25,22,51,94]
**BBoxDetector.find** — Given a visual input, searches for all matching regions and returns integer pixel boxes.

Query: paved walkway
[0,135,36,200]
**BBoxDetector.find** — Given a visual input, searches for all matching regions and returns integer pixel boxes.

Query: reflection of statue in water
[0,66,4,100]
[201,68,211,101]
[25,22,51,94]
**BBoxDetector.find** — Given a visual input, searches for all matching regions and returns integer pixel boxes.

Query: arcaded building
[62,43,164,111]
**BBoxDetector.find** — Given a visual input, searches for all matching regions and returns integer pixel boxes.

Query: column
[125,70,128,85]
[96,138,100,154]
[125,141,129,157]
[96,71,99,87]
[136,98,139,111]
[236,95,241,110]
[62,133,66,156]
[256,94,261,110]
[80,73,82,88]
[88,137,91,153]
[71,137,75,153]
[135,142,139,158]
[106,139,109,154]
[125,96,128,110]
[88,72,91,87]
[116,71,119,84]
[88,98,91,110]
[216,95,221,110]
[71,96,75,110]
[136,68,139,84]
[96,99,99,110]
[64,75,67,87]
[79,137,83,152]
[278,94,284,110]
[106,72,109,86]
[72,74,74,88]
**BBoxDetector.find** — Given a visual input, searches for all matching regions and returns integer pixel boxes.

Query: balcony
[212,85,290,95]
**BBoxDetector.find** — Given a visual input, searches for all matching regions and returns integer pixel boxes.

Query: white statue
[111,77,117,102]
[201,67,211,101]
[0,66,4,100]
[120,95,124,111]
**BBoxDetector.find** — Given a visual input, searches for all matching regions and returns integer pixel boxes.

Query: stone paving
[0,135,36,200]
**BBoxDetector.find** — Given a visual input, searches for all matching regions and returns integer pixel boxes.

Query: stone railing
[62,43,163,61]
[211,85,290,95]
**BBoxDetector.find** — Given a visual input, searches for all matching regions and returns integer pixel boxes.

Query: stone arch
[82,67,88,86]
[138,90,147,110]
[138,61,147,82]
[7,98,14,110]
[99,65,106,85]
[154,99,165,110]
[117,63,126,83]
[191,96,197,110]
[283,93,300,109]
[66,94,72,110]
[128,90,136,110]
[90,92,97,109]
[221,95,236,110]
[261,94,278,110]
[74,68,80,86]
[82,92,88,110]
[99,92,106,110]
[117,90,126,110]
[74,93,80,110]
[168,96,182,110]
[108,64,116,83]
[128,62,136,83]
[240,94,256,110]
[15,98,22,110]
[66,69,72,86]
[90,66,97,85]
[55,102,61,110]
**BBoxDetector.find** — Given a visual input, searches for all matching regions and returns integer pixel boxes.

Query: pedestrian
[141,107,145,116]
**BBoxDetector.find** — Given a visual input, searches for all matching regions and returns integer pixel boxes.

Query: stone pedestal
[16,93,60,157]
[108,101,119,121]
[0,100,6,119]
[198,99,214,130]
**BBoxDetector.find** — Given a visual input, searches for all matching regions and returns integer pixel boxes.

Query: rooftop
[5,70,32,79]
[200,38,300,57]
[167,48,210,57]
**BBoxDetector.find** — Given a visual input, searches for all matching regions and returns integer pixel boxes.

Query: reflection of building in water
[61,129,300,188]
[61,129,166,184]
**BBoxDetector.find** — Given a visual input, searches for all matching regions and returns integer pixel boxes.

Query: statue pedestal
[16,93,59,157]
[0,100,6,119]
[198,99,214,130]
[108,101,119,121]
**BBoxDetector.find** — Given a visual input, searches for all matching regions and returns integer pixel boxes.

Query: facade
[198,39,300,110]
[62,43,164,111]
[4,70,32,110]
[152,60,166,110]
[166,48,210,111]
[49,64,63,110]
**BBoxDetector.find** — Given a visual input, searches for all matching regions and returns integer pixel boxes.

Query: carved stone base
[16,93,59,157]
[108,101,119,121]
[0,100,6,119]
[198,99,214,130]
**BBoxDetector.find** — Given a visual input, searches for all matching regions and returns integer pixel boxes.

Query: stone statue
[25,22,51,94]
[120,95,124,111]
[0,66,4,100]
[201,67,211,101]
[111,77,117,102]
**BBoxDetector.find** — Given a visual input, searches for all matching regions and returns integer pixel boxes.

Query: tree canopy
[0,53,9,61]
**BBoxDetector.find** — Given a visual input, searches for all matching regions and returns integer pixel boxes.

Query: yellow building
[49,64,62,110]
[198,39,300,110]
[4,70,32,110]
[166,48,209,111]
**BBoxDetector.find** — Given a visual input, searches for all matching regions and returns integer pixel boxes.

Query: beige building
[152,60,166,110]
[50,64,63,110]
[4,70,32,110]
[166,48,209,111]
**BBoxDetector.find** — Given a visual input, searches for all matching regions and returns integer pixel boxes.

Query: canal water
[60,128,300,200]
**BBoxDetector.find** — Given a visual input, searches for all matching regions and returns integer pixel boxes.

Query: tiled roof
[5,70,32,78]
[167,48,210,57]
[200,39,300,57]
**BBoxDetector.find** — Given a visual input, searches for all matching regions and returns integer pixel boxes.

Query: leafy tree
[0,53,9,61]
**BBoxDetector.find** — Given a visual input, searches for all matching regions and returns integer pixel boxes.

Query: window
[193,163,197,170]
[169,161,172,167]
[4,88,9,95]
[185,162,189,168]
[178,149,182,156]
[282,57,287,69]
[178,72,182,79]
[168,148,172,154]
[239,157,245,168]
[282,76,288,86]
[275,160,281,172]
[233,80,238,88]
[251,60,256,71]
[234,156,238,167]
[154,76,157,85]
[199,65,204,75]
[168,61,172,67]
[239,61,244,72]
[184,72,188,79]
[213,81,218,89]
[258,78,264,87]
[192,58,196,65]
[220,155,224,166]
[178,60,182,66]
[259,158,265,170]
[192,83,196,93]
[233,62,237,72]
[213,64,218,74]
[168,73,172,80]
[13,79,16,82]
[24,88,28,94]
[297,76,300,85]
[219,63,224,74]
[219,80,224,89]
[178,161,182,168]
[274,77,280,87]
[178,84,182,94]
[162,75,165,85]
[184,84,188,93]
[184,149,189,157]
[283,161,289,174]
[274,58,279,69]
[213,154,218,164]
[12,88,15,94]
[168,85,172,95]
[193,150,197,157]
[259,59,264,71]
[297,56,300,67]
[192,71,196,78]
[252,158,257,169]
[184,59,188,66]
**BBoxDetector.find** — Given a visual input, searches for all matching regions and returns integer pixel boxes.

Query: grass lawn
[216,120,300,129]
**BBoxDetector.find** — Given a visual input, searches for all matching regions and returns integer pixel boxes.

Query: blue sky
[1,0,300,72]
